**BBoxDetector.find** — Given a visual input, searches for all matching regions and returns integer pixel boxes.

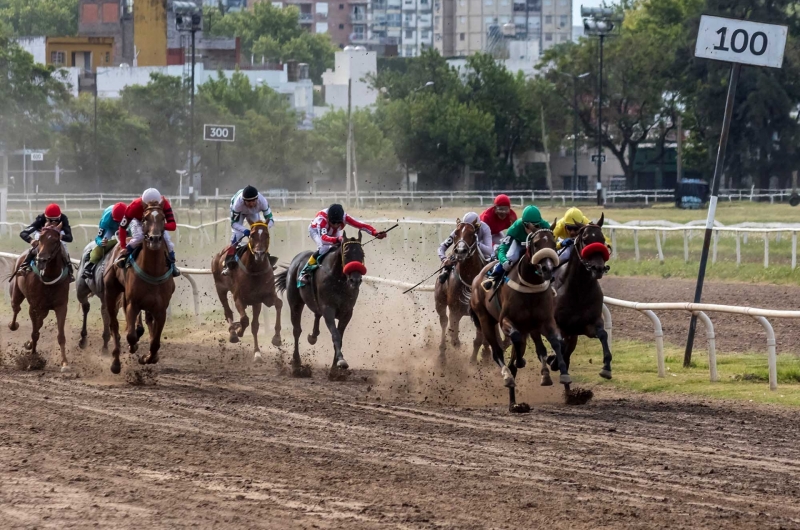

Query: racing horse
[211,221,282,361]
[104,201,175,374]
[469,228,566,413]
[8,225,72,371]
[545,213,612,379]
[275,231,366,377]
[434,220,486,364]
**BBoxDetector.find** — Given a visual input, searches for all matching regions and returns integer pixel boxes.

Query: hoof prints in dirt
[328,368,351,382]
[292,364,313,378]
[564,387,594,406]
[126,366,158,386]
[14,351,47,371]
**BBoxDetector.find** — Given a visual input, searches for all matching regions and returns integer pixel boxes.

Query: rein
[235,221,272,275]
[504,229,556,294]
[340,239,365,270]
[31,228,69,285]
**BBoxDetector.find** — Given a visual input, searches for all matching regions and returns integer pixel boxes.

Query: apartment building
[434,0,569,57]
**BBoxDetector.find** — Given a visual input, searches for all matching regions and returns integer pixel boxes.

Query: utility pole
[346,78,352,207]
[174,1,202,196]
[94,80,99,191]
[596,34,604,205]
[676,114,683,183]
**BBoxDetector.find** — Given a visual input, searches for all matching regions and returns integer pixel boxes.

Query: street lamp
[174,1,202,195]
[558,71,589,192]
[581,6,622,205]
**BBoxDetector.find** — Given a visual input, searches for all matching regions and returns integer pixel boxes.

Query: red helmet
[111,202,127,222]
[44,203,62,220]
[494,194,511,207]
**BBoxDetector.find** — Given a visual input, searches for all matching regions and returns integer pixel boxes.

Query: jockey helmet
[142,188,162,204]
[563,207,586,229]
[521,205,544,227]
[44,203,61,220]
[462,212,479,225]
[111,202,127,222]
[242,186,259,201]
[493,194,511,207]
[328,203,345,224]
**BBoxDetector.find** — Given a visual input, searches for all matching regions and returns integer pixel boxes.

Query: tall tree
[0,0,79,36]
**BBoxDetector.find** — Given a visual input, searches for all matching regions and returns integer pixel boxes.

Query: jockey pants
[127,219,175,253]
[90,239,118,264]
[309,227,335,257]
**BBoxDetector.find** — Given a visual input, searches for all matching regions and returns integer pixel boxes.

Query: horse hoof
[110,359,121,374]
[136,326,145,339]
[540,375,553,386]
[78,338,87,350]
[559,373,572,385]
[509,402,531,414]
[23,341,32,351]
[515,357,527,369]
[8,322,19,331]
[599,369,612,380]
[253,351,264,363]
[129,344,138,354]
[229,334,239,344]
[307,334,317,345]
[101,345,109,353]
[501,366,515,388]
[337,358,349,370]
[271,335,282,347]
[146,353,159,365]
[60,364,70,373]
[138,355,146,365]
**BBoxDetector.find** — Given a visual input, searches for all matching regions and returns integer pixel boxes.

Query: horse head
[525,228,558,281]
[248,221,271,264]
[340,230,366,288]
[142,201,166,251]
[576,212,610,280]
[36,224,63,269]
[452,219,477,262]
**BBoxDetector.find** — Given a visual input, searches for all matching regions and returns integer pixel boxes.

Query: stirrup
[481,279,495,292]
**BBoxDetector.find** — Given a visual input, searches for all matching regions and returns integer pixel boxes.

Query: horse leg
[143,309,166,365]
[233,297,250,339]
[251,303,263,363]
[469,323,484,364]
[270,298,283,348]
[26,308,43,354]
[307,314,321,345]
[545,327,571,386]
[532,334,552,386]
[55,302,69,372]
[323,309,347,373]
[78,300,90,349]
[125,302,141,355]
[106,286,123,374]
[434,297,448,363]
[479,314,513,387]
[500,319,531,413]
[448,309,462,349]
[334,311,353,371]
[215,285,239,343]
[8,280,24,331]
[100,303,111,353]
[290,306,304,371]
[136,312,145,340]
[594,322,613,379]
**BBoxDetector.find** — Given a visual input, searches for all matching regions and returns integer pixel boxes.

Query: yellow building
[134,0,168,67]
[45,37,115,71]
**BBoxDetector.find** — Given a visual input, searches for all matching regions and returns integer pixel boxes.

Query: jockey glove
[502,260,513,272]
[561,238,574,248]
[125,245,133,254]
[243,229,251,237]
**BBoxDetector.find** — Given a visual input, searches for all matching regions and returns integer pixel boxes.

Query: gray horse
[76,242,143,351]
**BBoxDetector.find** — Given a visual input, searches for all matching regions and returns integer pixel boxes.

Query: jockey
[82,202,128,280]
[297,203,385,287]
[553,207,608,266]
[437,212,492,284]
[222,185,274,276]
[117,188,180,277]
[18,203,74,282]
[479,194,518,250]
[481,205,550,291]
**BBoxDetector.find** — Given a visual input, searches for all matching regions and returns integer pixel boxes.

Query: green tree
[0,0,79,36]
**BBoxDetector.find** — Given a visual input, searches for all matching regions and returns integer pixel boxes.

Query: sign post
[203,124,234,215]
[684,15,787,366]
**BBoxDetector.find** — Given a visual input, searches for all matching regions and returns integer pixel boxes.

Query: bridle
[142,205,165,244]
[31,227,69,285]
[453,222,481,263]
[341,238,364,269]
[573,224,611,273]
[247,221,271,254]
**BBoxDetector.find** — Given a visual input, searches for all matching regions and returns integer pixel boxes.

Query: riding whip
[402,264,446,294]
[362,223,399,246]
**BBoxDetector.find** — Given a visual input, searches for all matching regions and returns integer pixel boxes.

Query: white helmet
[462,212,480,225]
[142,188,161,204]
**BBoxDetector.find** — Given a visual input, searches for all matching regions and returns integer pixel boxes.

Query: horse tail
[469,307,480,329]
[274,270,288,293]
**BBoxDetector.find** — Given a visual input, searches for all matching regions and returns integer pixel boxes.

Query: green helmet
[521,205,545,227]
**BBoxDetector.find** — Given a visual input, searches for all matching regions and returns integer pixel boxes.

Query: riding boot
[168,251,181,277]
[64,254,75,283]
[481,262,505,292]
[83,262,97,280]
[438,263,453,284]
[297,251,320,287]
[222,246,237,276]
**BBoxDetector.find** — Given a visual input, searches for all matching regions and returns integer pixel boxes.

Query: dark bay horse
[275,231,366,377]
[469,229,567,413]
[104,202,175,374]
[8,225,72,371]
[434,220,487,364]
[211,221,282,360]
[546,213,612,379]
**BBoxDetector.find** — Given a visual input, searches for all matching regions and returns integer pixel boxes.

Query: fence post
[683,229,689,263]
[655,230,664,264]
[792,231,797,270]
[610,229,617,260]
[693,311,717,383]
[753,316,777,391]
[640,309,664,378]
[735,231,741,267]
[633,230,640,262]
[764,232,769,268]
[712,229,718,265]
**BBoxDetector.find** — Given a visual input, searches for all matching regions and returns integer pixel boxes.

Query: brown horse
[8,226,72,371]
[211,221,282,360]
[104,202,175,374]
[546,213,612,379]
[275,231,366,377]
[434,221,487,364]
[469,229,567,413]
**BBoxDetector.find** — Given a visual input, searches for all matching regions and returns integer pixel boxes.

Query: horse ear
[597,212,605,227]
[56,222,63,231]
[342,230,348,240]
[550,218,557,231]
[358,231,363,242]
[456,218,461,225]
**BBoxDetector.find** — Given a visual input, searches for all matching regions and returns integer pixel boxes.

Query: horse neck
[516,252,545,285]
[241,243,267,271]
[456,249,483,282]
[562,246,595,292]
[41,241,64,278]
[139,241,168,275]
